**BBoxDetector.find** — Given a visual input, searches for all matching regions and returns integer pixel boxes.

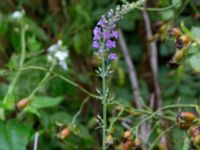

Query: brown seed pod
[123,130,132,140]
[123,140,134,150]
[180,35,190,45]
[176,112,197,130]
[16,98,29,110]
[58,127,70,139]
[189,125,200,138]
[169,27,182,37]
[193,135,200,146]
[134,138,142,148]
[174,50,184,62]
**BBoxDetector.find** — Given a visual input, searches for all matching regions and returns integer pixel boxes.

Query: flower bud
[168,27,182,37]
[189,125,200,138]
[180,35,190,45]
[176,112,196,130]
[57,127,70,139]
[123,130,132,139]
[134,138,142,148]
[193,135,200,146]
[123,140,134,150]
[16,98,29,110]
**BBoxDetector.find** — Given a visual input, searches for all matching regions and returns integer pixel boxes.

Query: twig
[142,2,166,148]
[33,132,39,150]
[142,3,162,108]
[118,29,144,109]
[118,29,149,147]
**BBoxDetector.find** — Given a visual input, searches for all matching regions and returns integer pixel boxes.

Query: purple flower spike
[108,53,118,60]
[92,10,119,53]
[106,40,116,49]
[93,41,100,49]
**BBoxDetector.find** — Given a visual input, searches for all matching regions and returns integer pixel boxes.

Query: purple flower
[108,53,118,60]
[92,11,119,53]
[106,40,116,49]
[93,41,100,49]
[103,31,110,39]
[93,27,102,40]
[111,31,118,39]
[97,17,107,27]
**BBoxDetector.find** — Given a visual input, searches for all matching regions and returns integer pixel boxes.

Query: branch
[118,29,143,109]
[142,3,162,108]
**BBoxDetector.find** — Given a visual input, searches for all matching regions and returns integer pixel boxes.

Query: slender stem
[108,108,124,132]
[71,97,90,126]
[134,104,196,129]
[3,27,26,104]
[0,27,27,120]
[20,66,99,99]
[28,61,56,100]
[102,54,107,150]
[149,125,175,150]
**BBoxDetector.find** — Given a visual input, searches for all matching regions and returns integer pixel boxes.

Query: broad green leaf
[24,105,40,117]
[51,112,73,124]
[0,120,31,150]
[189,52,200,72]
[31,96,63,108]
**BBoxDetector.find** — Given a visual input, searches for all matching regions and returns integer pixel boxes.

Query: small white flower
[47,45,57,53]
[12,11,23,19]
[47,40,69,71]
[54,51,68,61]
[59,60,68,70]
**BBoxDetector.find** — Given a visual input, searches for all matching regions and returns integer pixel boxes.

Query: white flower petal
[59,61,68,70]
[12,11,23,19]
[54,51,68,61]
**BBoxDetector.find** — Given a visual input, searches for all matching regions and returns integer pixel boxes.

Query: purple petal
[111,31,118,39]
[103,31,110,39]
[92,41,100,49]
[108,53,118,60]
[106,40,116,49]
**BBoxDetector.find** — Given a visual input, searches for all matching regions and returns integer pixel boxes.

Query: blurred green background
[0,0,200,149]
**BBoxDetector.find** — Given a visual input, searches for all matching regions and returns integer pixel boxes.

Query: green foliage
[0,0,199,149]
[0,120,31,150]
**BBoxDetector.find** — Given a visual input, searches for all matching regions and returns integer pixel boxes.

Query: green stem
[70,97,90,126]
[134,104,196,129]
[102,55,107,150]
[3,27,26,104]
[28,61,56,100]
[149,124,175,150]
[20,66,99,99]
